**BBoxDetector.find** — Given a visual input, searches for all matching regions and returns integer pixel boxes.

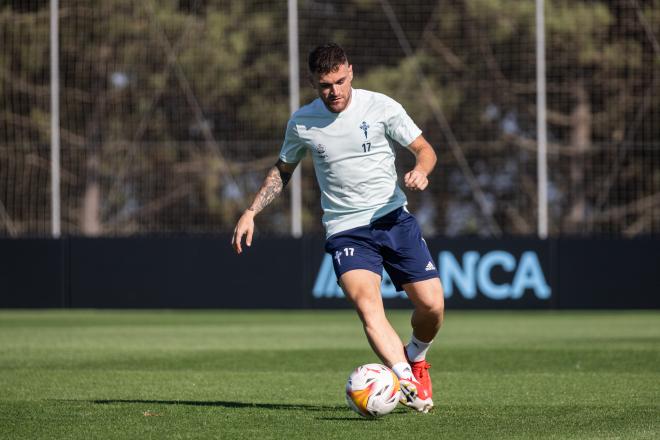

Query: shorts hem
[336,266,383,281]
[393,273,440,292]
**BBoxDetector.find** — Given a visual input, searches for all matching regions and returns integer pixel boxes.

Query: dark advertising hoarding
[0,237,657,309]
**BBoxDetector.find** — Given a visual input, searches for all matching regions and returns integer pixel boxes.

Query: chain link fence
[1,0,659,237]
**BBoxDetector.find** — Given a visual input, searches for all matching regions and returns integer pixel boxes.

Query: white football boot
[399,378,434,413]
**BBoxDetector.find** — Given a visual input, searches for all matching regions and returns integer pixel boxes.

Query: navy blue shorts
[324,207,439,292]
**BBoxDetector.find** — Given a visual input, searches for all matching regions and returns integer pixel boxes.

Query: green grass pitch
[0,310,658,439]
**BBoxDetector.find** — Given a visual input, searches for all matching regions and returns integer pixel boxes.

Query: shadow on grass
[89,399,343,412]
[316,417,376,422]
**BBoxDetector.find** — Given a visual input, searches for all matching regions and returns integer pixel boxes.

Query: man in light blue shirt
[233,43,444,413]
[279,86,422,237]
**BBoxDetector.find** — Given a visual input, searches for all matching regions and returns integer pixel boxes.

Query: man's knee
[411,280,445,321]
[340,270,385,324]
[352,291,386,326]
[421,297,444,321]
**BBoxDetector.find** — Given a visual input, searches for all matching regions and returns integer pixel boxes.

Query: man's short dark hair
[308,43,348,75]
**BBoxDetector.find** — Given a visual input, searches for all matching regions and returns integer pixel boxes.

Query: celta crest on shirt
[359,121,369,139]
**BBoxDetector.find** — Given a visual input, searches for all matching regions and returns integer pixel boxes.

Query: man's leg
[341,268,434,413]
[339,269,406,367]
[402,277,444,343]
[401,277,444,400]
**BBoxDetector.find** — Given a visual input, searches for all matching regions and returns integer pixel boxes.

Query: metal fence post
[536,0,548,238]
[50,0,61,238]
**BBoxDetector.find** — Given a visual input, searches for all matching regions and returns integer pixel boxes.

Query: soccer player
[232,43,444,413]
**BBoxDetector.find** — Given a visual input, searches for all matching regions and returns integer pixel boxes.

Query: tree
[1,0,657,237]
[347,0,660,236]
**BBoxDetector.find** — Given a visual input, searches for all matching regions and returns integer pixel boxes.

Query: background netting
[1,0,659,237]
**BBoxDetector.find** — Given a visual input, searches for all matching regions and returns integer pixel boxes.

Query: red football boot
[405,348,433,399]
[409,359,432,399]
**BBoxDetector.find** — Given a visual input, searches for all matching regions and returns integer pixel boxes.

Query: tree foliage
[0,0,658,236]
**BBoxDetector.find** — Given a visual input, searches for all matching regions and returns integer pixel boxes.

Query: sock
[391,362,414,381]
[405,335,432,362]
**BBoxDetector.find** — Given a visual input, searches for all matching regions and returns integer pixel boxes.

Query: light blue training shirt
[279,88,422,237]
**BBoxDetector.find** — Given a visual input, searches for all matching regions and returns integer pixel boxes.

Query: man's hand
[230,160,298,255]
[404,169,429,191]
[231,210,255,254]
[404,135,436,192]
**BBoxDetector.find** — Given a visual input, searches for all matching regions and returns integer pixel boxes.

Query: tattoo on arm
[248,163,292,214]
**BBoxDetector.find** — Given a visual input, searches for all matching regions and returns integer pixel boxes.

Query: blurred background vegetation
[1,0,658,237]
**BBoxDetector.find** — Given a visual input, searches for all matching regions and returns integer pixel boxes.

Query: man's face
[312,63,354,113]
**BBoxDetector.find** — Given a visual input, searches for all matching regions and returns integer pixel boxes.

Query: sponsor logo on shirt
[314,143,328,160]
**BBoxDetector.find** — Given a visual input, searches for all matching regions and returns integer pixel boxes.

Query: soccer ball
[345,363,401,418]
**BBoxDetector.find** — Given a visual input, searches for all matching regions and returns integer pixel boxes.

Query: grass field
[0,310,658,439]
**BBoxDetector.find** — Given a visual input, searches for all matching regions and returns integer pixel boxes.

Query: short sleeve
[279,120,307,163]
[384,101,422,148]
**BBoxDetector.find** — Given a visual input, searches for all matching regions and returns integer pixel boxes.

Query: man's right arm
[231,160,298,254]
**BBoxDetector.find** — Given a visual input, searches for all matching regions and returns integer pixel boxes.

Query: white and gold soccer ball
[345,363,401,418]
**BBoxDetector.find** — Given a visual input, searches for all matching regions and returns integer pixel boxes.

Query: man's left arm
[404,135,437,191]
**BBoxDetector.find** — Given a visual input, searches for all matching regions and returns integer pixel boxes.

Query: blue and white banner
[311,239,555,308]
